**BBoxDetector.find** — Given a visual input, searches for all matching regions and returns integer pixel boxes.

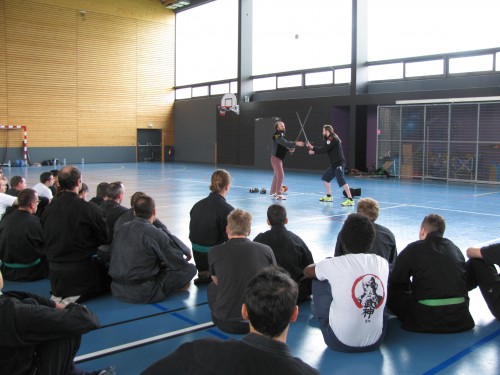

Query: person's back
[142,267,319,375]
[388,214,474,333]
[41,166,109,303]
[253,204,314,302]
[101,181,128,241]
[0,189,47,281]
[108,195,196,304]
[335,198,397,269]
[304,213,389,352]
[208,209,276,333]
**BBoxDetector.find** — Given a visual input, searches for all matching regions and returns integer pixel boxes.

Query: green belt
[192,243,213,253]
[419,297,465,306]
[2,258,42,269]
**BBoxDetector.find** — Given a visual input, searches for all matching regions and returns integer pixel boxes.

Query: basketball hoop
[218,93,239,116]
[218,105,231,117]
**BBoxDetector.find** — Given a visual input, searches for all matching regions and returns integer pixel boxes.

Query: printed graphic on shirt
[351,274,385,321]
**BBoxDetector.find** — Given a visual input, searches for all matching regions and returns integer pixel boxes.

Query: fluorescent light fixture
[165,0,190,9]
[395,97,500,104]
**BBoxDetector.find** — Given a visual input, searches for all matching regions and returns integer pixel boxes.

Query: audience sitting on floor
[0,269,115,375]
[41,165,110,305]
[0,188,47,281]
[6,175,26,197]
[141,266,319,375]
[0,176,17,220]
[32,171,54,202]
[79,182,90,201]
[466,242,500,320]
[49,169,60,197]
[113,191,192,260]
[89,181,109,208]
[304,213,389,352]
[208,208,276,334]
[253,204,314,303]
[189,169,234,285]
[388,214,475,333]
[335,197,398,270]
[108,194,196,304]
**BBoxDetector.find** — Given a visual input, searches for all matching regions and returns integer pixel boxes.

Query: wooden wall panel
[137,21,175,145]
[1,0,175,154]
[0,0,7,124]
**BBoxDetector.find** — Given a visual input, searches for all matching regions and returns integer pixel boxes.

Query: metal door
[137,129,162,162]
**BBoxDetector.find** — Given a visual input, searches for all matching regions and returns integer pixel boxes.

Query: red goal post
[0,125,28,164]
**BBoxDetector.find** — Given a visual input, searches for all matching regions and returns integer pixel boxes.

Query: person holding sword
[307,124,354,206]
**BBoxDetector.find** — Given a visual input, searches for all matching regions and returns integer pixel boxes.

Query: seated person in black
[388,214,474,333]
[0,188,47,281]
[0,270,115,375]
[141,267,319,375]
[89,181,109,208]
[466,243,500,320]
[253,204,314,302]
[335,197,397,270]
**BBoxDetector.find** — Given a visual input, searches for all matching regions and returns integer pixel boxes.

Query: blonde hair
[227,208,252,236]
[357,198,379,222]
[210,169,231,193]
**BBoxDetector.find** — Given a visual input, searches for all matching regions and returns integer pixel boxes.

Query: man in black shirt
[141,267,319,375]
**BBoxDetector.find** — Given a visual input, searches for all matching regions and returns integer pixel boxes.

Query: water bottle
[81,158,85,165]
[63,158,66,166]
[53,158,57,166]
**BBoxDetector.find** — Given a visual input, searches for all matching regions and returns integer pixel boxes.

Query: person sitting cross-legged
[253,204,314,303]
[0,269,115,375]
[141,266,319,375]
[108,195,196,304]
[0,188,47,281]
[208,208,276,334]
[304,213,389,352]
[388,214,474,333]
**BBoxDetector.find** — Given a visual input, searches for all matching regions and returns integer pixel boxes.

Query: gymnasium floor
[3,162,500,375]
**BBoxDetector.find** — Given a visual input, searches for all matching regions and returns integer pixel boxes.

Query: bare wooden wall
[0,0,174,153]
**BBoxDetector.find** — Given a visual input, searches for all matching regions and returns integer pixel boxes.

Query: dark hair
[79,182,89,195]
[209,169,231,193]
[421,214,446,236]
[267,204,287,226]
[10,175,24,188]
[50,169,59,177]
[96,182,109,198]
[130,191,146,207]
[134,195,155,219]
[107,181,124,200]
[40,171,52,184]
[244,266,298,338]
[339,213,376,254]
[18,188,37,207]
[58,166,81,190]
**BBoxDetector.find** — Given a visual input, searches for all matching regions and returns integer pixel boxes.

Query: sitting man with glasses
[0,188,47,281]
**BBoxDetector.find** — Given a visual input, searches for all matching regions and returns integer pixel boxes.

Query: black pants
[467,258,500,320]
[33,335,82,375]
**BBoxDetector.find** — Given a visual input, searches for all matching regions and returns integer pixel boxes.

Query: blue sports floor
[3,162,500,374]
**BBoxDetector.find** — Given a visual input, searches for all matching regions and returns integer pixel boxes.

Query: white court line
[473,191,499,197]
[401,204,500,218]
[75,321,214,362]
[472,238,500,247]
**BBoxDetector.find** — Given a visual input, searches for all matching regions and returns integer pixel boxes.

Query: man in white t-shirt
[32,171,54,201]
[304,213,389,352]
[0,177,17,220]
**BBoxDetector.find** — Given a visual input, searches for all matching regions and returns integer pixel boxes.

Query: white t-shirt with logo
[315,253,389,347]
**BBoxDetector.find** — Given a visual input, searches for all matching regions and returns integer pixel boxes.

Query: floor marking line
[75,322,214,363]
[422,328,500,375]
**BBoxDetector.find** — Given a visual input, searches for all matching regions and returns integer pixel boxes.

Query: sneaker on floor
[341,199,355,207]
[319,195,333,202]
[275,195,287,200]
[269,193,277,199]
[98,366,116,375]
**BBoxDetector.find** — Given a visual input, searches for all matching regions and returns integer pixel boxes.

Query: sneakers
[275,195,287,200]
[98,366,116,375]
[341,199,355,207]
[319,195,333,202]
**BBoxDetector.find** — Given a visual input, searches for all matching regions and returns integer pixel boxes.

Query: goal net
[0,125,28,166]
